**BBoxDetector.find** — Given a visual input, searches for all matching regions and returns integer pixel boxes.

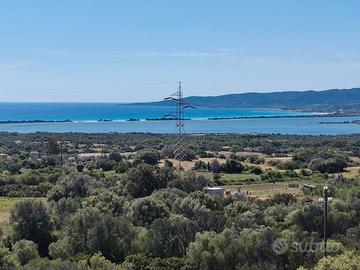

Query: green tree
[150,188,187,210]
[148,257,185,270]
[121,253,185,270]
[48,172,94,201]
[186,227,280,270]
[126,164,166,198]
[224,201,253,227]
[49,197,80,228]
[130,197,169,227]
[23,258,83,270]
[193,160,207,170]
[313,250,360,270]
[47,137,60,155]
[12,240,39,265]
[135,149,160,165]
[169,172,212,193]
[182,148,196,161]
[186,229,241,270]
[109,151,123,162]
[87,252,117,270]
[221,158,244,173]
[82,190,126,216]
[309,158,348,173]
[210,159,221,173]
[64,207,135,262]
[48,237,72,260]
[96,158,117,171]
[143,215,197,258]
[10,200,53,255]
[0,243,19,270]
[173,191,225,232]
[4,159,22,174]
[121,253,151,270]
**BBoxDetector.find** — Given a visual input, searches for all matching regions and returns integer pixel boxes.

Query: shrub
[96,158,117,171]
[135,149,160,165]
[125,164,166,198]
[222,159,244,173]
[109,152,123,162]
[65,207,135,262]
[12,240,39,265]
[193,160,207,170]
[309,157,348,173]
[129,197,169,227]
[10,200,53,255]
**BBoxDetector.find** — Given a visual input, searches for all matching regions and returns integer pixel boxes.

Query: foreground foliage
[1,133,360,269]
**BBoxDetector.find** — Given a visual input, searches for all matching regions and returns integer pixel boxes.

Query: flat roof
[206,187,224,190]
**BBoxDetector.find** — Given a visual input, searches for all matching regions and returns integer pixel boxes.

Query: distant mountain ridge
[137,88,360,112]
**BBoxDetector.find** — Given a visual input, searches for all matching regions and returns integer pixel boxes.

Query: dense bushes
[53,207,135,262]
[135,149,160,165]
[293,149,350,173]
[48,172,94,201]
[10,200,53,255]
[129,197,169,227]
[309,158,348,173]
[125,164,167,198]
[1,133,360,269]
[186,227,280,270]
[168,172,212,193]
[143,215,197,258]
[12,240,39,265]
[221,159,244,173]
[3,163,360,269]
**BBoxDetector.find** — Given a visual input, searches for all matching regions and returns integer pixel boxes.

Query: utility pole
[319,185,331,258]
[323,185,328,258]
[60,141,63,167]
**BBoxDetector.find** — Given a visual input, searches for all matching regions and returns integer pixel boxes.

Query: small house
[205,187,224,197]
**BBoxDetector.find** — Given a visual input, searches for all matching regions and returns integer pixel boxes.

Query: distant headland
[132,87,360,115]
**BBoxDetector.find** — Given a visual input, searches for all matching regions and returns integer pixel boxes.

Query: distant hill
[137,88,360,112]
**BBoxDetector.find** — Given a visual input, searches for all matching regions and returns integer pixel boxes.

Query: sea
[0,103,359,135]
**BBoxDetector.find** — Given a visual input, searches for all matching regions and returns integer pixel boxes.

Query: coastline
[0,119,73,124]
[0,112,359,125]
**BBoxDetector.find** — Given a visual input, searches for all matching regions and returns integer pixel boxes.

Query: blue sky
[0,0,359,102]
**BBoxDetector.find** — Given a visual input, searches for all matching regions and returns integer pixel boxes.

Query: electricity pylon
[165,82,194,168]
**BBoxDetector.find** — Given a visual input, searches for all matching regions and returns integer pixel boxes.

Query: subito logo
[272,238,288,255]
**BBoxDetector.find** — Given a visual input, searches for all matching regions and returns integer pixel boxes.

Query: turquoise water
[0,116,358,135]
[0,103,358,135]
[0,103,308,121]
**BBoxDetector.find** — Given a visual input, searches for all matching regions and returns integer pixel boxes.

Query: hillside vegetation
[140,87,360,113]
[1,133,360,269]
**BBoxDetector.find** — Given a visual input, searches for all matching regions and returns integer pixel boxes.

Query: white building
[205,187,224,197]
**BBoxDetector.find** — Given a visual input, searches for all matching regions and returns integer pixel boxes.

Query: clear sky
[1,0,359,102]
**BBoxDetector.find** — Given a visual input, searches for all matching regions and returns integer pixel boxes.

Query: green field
[219,173,260,185]
[0,197,23,236]
[224,182,303,199]
[202,172,329,199]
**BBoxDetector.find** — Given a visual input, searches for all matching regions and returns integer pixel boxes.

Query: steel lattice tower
[174,81,185,166]
[165,81,194,168]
